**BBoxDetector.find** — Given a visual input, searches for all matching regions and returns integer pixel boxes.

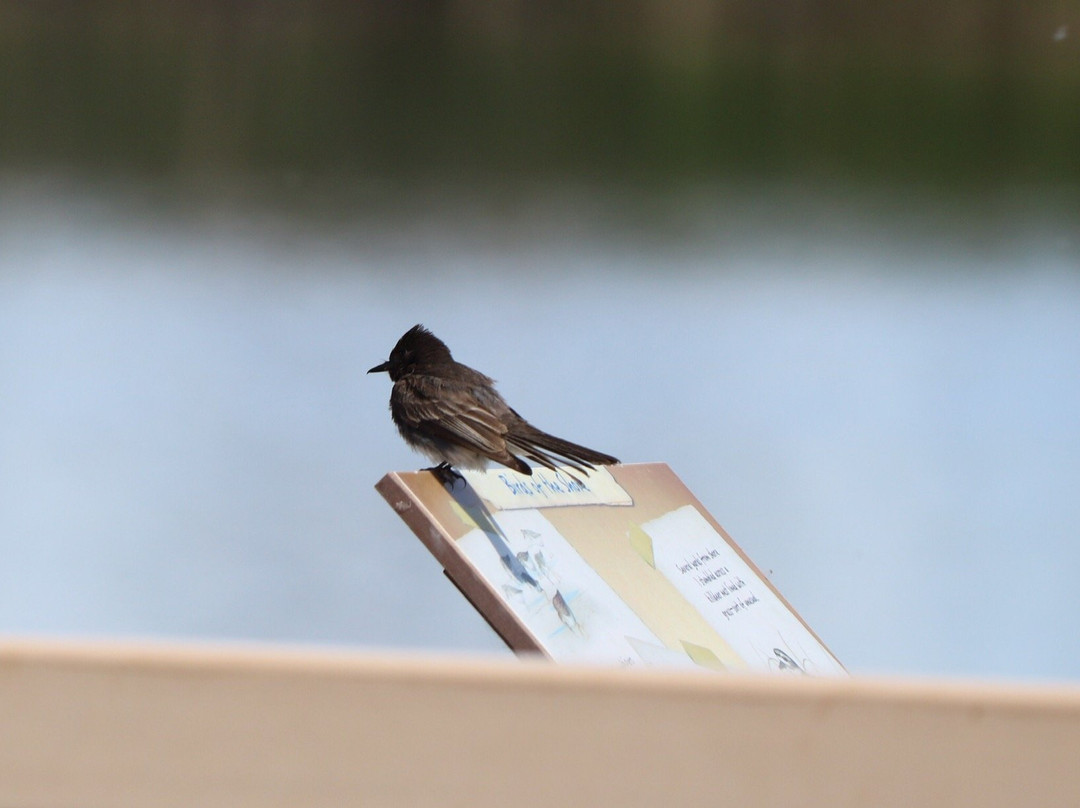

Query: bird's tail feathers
[508,426,619,477]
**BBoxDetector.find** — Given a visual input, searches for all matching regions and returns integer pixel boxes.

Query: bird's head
[368,324,453,381]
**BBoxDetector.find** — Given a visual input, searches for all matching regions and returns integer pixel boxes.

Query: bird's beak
[367,361,390,374]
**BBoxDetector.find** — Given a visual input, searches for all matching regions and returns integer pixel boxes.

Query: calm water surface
[2,182,1078,680]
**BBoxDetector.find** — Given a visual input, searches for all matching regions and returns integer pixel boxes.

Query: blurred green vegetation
[1,1,1077,190]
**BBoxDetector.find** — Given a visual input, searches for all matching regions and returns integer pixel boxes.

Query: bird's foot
[426,462,465,489]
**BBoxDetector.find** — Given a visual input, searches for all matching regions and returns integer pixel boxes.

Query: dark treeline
[1,1,1077,188]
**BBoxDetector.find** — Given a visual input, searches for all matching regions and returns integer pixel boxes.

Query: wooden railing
[2,638,1078,807]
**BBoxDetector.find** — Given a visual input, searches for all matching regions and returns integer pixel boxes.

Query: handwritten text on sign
[676,549,761,617]
[462,466,632,510]
[642,505,845,674]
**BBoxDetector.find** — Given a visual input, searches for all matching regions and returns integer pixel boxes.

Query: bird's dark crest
[373,324,455,380]
[393,324,452,364]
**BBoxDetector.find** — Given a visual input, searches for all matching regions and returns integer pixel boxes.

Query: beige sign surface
[377,462,844,674]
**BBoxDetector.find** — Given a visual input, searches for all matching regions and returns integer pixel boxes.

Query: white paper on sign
[640,505,846,675]
[457,508,665,667]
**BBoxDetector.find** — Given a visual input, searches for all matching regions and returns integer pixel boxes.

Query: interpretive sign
[376,462,844,675]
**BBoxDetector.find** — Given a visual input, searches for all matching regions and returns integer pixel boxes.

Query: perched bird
[369,324,618,479]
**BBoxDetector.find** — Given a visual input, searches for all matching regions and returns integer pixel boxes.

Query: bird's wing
[392,374,511,456]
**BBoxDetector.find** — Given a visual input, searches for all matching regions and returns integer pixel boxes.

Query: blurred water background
[1,2,1078,680]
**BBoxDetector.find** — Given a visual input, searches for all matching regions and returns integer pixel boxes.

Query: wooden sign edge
[375,471,548,657]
